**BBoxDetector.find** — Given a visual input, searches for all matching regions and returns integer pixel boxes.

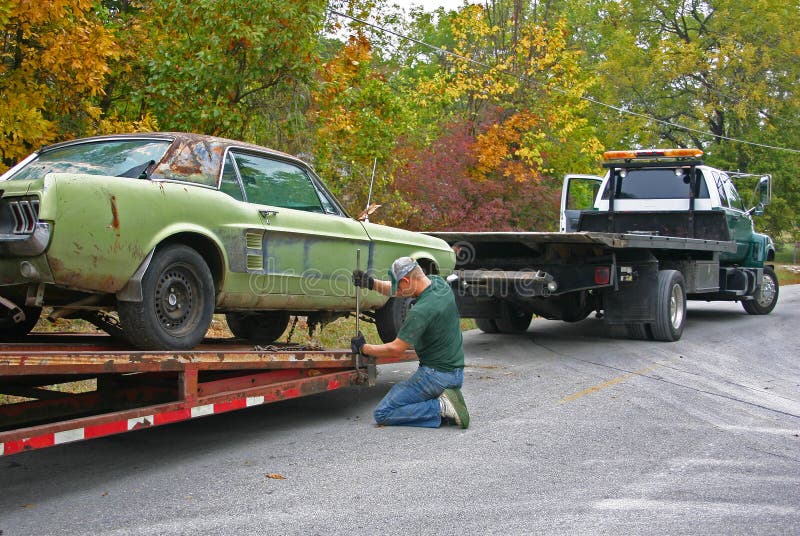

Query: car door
[230,150,369,306]
[560,174,603,232]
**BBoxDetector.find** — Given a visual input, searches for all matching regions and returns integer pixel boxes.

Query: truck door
[561,174,603,232]
[719,173,754,263]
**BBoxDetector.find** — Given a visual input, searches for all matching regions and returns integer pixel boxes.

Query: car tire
[475,317,499,333]
[494,303,532,334]
[119,244,214,350]
[226,311,290,344]
[0,304,41,339]
[375,297,415,343]
[742,266,779,315]
[650,270,686,342]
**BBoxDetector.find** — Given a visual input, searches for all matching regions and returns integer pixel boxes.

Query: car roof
[39,132,306,168]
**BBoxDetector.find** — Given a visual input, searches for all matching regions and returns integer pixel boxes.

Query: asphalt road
[2,286,799,535]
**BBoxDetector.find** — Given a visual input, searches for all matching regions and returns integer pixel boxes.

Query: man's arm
[363,337,411,359]
[353,269,393,297]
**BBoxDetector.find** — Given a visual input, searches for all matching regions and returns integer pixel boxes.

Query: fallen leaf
[265,473,286,480]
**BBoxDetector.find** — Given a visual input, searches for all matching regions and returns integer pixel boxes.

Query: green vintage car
[0,133,455,349]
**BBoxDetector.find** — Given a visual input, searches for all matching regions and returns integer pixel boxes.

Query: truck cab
[562,149,775,267]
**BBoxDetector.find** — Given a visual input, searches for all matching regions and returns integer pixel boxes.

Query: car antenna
[364,157,377,223]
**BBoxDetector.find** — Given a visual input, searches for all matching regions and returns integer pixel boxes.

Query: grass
[775,263,800,286]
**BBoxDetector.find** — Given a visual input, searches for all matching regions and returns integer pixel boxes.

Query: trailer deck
[0,335,413,456]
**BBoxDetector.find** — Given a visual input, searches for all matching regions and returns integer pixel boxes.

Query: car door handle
[259,209,279,224]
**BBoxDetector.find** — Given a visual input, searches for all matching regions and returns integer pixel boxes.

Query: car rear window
[6,140,171,181]
[601,168,710,200]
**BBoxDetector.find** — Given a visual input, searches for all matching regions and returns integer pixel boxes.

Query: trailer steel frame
[0,335,413,456]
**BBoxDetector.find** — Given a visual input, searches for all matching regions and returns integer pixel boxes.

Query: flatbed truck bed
[0,334,414,456]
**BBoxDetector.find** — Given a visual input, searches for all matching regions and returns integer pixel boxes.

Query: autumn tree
[309,32,414,214]
[137,0,326,147]
[0,0,122,169]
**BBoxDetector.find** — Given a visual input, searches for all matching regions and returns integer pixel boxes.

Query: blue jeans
[374,365,464,428]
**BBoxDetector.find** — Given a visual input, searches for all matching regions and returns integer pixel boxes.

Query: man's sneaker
[439,388,469,429]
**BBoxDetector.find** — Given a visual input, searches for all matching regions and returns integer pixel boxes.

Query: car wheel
[0,304,41,339]
[742,266,779,315]
[226,311,290,344]
[375,297,414,343]
[119,244,214,350]
[650,270,686,342]
[494,303,532,334]
[475,317,499,333]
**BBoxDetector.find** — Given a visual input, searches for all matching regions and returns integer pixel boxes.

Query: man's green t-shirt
[396,275,464,372]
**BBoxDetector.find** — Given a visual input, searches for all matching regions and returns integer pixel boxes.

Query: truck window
[601,168,709,200]
[712,171,729,207]
[723,177,745,211]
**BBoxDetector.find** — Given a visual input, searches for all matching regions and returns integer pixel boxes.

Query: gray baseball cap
[388,257,419,294]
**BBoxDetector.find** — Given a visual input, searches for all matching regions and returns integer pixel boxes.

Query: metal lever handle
[259,209,279,218]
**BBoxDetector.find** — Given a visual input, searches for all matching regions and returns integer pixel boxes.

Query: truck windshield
[4,140,171,181]
[601,168,710,200]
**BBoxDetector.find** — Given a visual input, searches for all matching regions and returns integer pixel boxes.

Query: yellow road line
[559,363,662,404]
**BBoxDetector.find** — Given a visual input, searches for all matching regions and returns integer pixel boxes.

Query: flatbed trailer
[0,334,413,456]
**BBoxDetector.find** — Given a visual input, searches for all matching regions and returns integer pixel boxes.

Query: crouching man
[351,257,469,428]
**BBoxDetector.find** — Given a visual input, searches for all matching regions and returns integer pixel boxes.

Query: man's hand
[352,270,375,290]
[351,331,367,355]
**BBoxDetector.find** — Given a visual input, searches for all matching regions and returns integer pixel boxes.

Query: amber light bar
[603,148,704,160]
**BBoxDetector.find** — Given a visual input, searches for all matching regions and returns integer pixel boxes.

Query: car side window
[723,176,745,211]
[219,152,244,201]
[232,152,325,213]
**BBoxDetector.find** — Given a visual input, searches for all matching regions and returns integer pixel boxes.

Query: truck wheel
[375,297,414,343]
[226,311,290,343]
[495,304,532,334]
[650,270,686,342]
[742,266,779,315]
[475,317,499,333]
[119,244,215,350]
[0,305,41,339]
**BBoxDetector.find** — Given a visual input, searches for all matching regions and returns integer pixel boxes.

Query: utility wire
[328,9,800,155]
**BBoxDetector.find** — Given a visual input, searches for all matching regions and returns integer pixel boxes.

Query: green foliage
[138,0,326,141]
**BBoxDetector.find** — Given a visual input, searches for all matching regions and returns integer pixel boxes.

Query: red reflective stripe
[85,420,127,439]
[283,388,301,398]
[153,409,191,425]
[327,379,341,390]
[214,399,247,413]
[3,434,56,455]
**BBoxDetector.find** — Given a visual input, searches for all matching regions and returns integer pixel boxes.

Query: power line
[328,9,800,155]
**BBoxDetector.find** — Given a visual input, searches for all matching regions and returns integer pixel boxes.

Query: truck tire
[226,311,290,343]
[475,317,499,333]
[495,304,532,334]
[0,305,41,339]
[742,266,779,315]
[650,270,686,342]
[375,297,414,343]
[119,244,215,350]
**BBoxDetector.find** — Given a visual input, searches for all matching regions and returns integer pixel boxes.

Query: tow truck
[430,148,778,341]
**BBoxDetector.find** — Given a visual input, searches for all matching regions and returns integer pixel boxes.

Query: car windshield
[5,139,172,181]
[601,168,710,200]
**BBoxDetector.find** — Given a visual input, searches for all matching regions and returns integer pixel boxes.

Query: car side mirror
[755,175,772,206]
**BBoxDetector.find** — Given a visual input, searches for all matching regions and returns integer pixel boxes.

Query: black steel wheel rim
[154,264,200,335]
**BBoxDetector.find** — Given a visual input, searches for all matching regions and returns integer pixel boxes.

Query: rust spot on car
[109,195,120,231]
